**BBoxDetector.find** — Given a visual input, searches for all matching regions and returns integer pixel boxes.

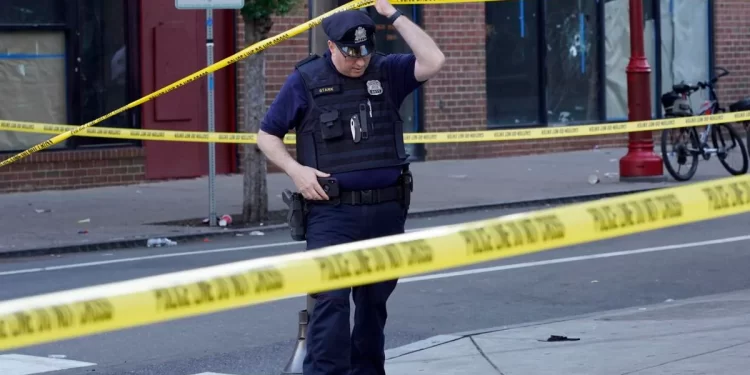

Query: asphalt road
[2,206,750,375]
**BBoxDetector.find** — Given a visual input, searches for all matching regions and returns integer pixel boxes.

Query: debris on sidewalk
[34,208,52,213]
[219,214,233,227]
[147,238,177,247]
[541,335,580,342]
[250,231,264,236]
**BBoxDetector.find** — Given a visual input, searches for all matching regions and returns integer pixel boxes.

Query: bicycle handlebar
[672,67,730,95]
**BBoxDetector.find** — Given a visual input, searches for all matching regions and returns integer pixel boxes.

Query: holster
[398,170,413,210]
[282,189,307,241]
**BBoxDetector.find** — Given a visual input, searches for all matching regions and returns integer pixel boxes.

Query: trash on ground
[147,238,177,247]
[219,214,233,227]
[541,335,580,342]
[250,231,264,236]
[34,208,52,213]
[78,218,90,223]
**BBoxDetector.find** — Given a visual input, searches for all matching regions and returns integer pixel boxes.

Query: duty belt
[307,184,410,206]
[338,185,404,205]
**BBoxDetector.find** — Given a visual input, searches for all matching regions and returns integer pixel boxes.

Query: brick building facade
[244,0,750,172]
[1,0,749,192]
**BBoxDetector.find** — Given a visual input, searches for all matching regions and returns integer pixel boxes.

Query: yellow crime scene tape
[2,110,750,145]
[0,0,505,168]
[2,173,750,351]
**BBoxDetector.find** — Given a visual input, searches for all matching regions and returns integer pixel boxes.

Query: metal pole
[618,0,664,182]
[207,9,218,226]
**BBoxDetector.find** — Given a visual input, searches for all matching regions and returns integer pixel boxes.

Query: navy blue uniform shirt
[261,52,423,191]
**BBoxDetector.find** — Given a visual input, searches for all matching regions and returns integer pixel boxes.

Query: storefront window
[0,0,134,153]
[485,0,540,127]
[0,0,67,152]
[545,0,601,125]
[658,0,710,113]
[0,0,66,24]
[604,0,658,120]
[67,0,132,148]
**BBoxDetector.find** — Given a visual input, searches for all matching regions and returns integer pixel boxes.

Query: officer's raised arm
[374,0,445,82]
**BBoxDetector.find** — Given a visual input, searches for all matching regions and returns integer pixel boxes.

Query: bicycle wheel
[661,127,700,181]
[711,123,749,175]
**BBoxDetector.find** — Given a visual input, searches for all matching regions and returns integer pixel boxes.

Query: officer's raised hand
[374,0,397,17]
[288,163,330,201]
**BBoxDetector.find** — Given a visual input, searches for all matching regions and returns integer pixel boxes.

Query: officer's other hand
[290,164,330,200]
[374,0,397,17]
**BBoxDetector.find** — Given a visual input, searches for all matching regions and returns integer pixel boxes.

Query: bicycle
[660,67,749,181]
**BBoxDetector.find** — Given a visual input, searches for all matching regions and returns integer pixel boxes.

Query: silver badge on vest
[366,80,383,96]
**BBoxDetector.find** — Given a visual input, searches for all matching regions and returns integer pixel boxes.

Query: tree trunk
[241,16,273,224]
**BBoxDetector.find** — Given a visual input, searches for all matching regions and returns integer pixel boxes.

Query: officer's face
[328,41,371,78]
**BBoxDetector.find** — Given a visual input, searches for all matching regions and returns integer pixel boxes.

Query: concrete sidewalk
[0,147,735,255]
[384,289,750,374]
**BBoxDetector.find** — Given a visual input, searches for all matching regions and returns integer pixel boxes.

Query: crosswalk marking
[0,354,96,375]
[0,354,247,375]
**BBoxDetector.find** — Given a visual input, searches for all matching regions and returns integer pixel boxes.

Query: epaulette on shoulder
[295,53,320,68]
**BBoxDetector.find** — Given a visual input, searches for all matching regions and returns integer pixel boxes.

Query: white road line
[0,242,299,277]
[0,229,426,277]
[0,354,95,375]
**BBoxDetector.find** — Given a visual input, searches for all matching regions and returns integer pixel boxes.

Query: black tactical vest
[293,52,408,174]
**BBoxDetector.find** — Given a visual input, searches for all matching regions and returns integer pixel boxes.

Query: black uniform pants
[302,199,407,375]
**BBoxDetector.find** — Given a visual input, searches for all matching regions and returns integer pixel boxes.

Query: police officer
[257,0,444,374]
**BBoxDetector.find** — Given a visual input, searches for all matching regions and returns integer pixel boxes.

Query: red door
[139,0,235,179]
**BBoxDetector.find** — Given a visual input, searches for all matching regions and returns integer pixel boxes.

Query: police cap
[323,10,376,58]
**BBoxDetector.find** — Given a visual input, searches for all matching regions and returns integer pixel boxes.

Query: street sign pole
[206,8,217,227]
[176,0,243,227]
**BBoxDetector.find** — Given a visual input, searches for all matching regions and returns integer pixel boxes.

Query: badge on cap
[367,80,383,96]
[354,27,367,43]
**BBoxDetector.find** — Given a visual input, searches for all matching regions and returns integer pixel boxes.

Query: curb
[0,188,659,259]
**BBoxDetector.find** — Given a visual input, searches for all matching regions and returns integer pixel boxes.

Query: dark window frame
[66,0,142,150]
[485,0,715,129]
[0,0,141,152]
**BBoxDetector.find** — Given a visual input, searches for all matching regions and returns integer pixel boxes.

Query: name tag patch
[313,85,341,96]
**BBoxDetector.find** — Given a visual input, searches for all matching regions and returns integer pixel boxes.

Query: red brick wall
[420,3,489,160]
[7,3,748,194]
[235,3,308,174]
[713,0,750,106]
[0,148,145,193]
